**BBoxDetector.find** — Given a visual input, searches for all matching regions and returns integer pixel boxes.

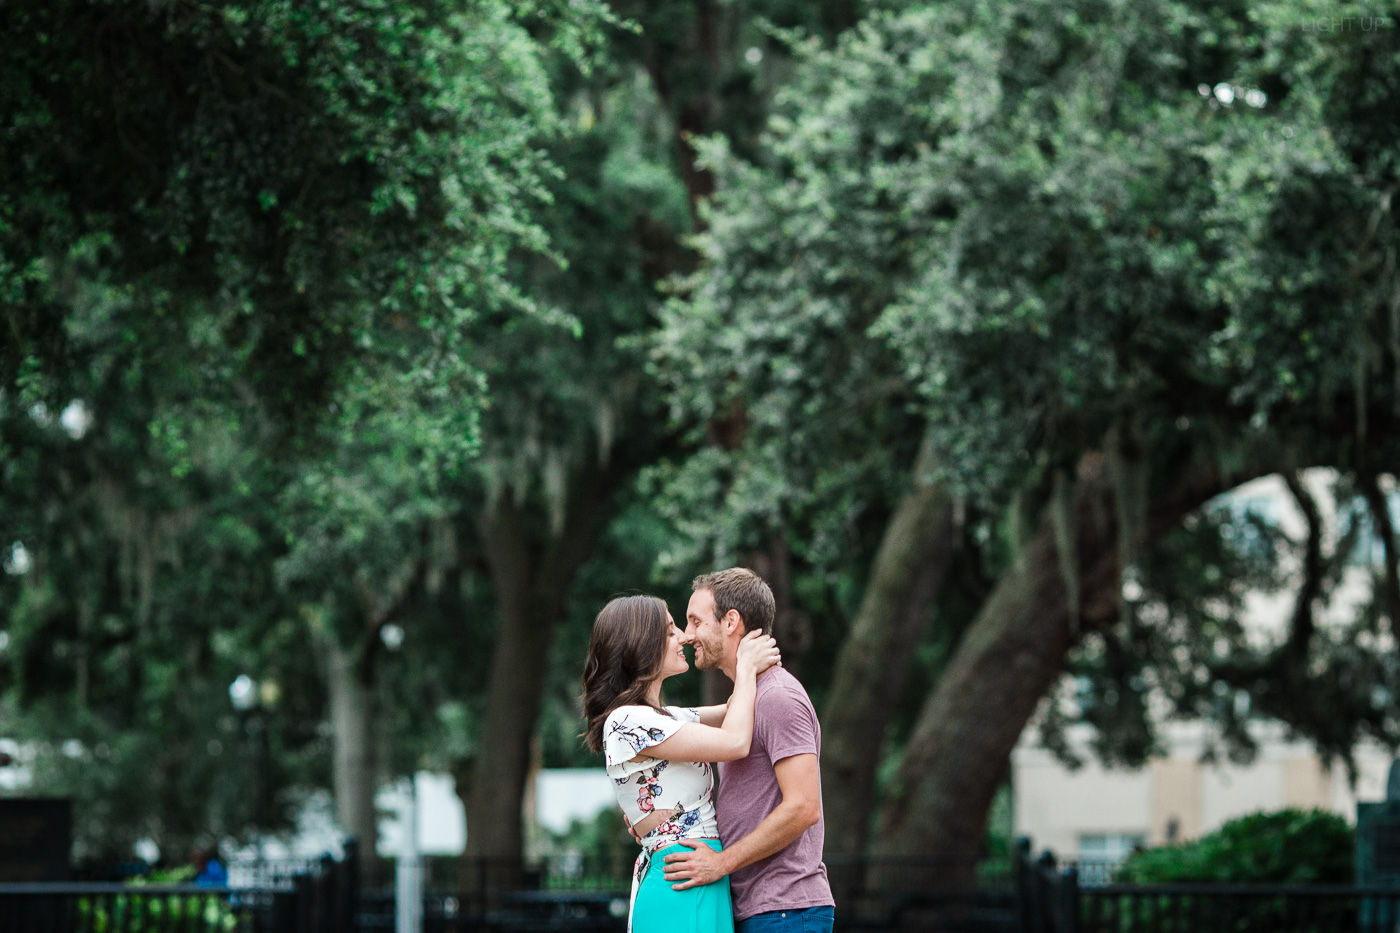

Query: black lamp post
[229,675,270,844]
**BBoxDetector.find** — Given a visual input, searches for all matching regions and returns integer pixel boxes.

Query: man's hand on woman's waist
[662,753,821,891]
[661,838,735,889]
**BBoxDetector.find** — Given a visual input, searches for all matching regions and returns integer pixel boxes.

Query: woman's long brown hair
[581,595,671,753]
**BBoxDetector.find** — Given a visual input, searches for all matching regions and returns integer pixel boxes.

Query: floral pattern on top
[635,770,662,813]
[604,707,696,766]
[602,705,723,933]
[602,705,720,850]
[646,801,705,841]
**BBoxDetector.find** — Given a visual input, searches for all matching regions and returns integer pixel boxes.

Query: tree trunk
[463,496,547,864]
[462,463,613,861]
[319,559,421,867]
[324,635,378,858]
[641,0,722,224]
[821,440,957,858]
[1361,471,1400,627]
[874,453,1243,888]
[747,537,814,677]
[701,668,732,707]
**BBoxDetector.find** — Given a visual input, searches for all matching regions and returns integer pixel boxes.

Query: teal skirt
[632,840,734,933]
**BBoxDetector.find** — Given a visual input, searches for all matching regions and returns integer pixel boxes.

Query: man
[664,567,835,933]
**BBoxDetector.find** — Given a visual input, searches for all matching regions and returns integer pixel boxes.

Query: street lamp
[229,675,270,849]
[228,675,257,712]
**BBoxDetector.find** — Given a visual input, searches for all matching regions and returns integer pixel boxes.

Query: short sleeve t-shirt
[717,667,833,921]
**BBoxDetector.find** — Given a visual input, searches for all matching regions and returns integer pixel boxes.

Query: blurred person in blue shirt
[191,846,227,887]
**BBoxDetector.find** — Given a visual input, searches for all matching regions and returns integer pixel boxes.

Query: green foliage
[665,0,1393,507]
[402,0,871,790]
[0,0,610,859]
[79,870,240,933]
[1090,809,1358,933]
[540,497,683,769]
[1115,809,1353,884]
[5,0,1400,867]
[380,42,692,787]
[0,0,589,420]
[656,0,1400,783]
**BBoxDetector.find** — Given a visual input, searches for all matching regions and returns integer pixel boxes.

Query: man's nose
[678,625,695,644]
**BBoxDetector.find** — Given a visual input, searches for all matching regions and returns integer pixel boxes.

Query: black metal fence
[0,884,279,933]
[0,846,358,933]
[14,841,1400,933]
[825,854,1016,931]
[1080,884,1400,932]
[1020,840,1400,933]
[349,855,628,933]
[350,853,1016,932]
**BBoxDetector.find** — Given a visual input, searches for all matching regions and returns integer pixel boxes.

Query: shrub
[1115,808,1353,885]
[78,867,240,933]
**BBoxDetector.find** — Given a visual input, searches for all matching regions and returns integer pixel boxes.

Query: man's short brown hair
[692,567,775,635]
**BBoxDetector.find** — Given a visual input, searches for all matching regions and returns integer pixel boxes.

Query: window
[1079,833,1146,862]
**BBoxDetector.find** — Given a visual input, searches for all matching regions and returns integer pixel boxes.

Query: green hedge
[77,866,240,933]
[1115,809,1353,885]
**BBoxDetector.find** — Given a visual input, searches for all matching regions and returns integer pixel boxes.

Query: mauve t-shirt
[717,667,833,921]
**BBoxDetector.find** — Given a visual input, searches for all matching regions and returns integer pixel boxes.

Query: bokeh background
[2,0,1398,892]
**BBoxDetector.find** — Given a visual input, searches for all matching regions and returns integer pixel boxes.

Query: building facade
[1014,721,1394,864]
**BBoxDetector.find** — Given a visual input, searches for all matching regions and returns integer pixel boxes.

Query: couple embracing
[582,568,834,933]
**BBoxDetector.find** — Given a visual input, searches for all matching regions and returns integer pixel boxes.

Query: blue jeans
[736,905,835,933]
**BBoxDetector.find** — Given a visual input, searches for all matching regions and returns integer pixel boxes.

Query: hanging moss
[1108,426,1150,629]
[542,446,569,537]
[594,397,615,467]
[1008,484,1034,559]
[1355,337,1369,442]
[480,456,505,516]
[1051,469,1080,632]
[1390,268,1400,415]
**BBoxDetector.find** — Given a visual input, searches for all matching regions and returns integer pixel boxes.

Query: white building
[1013,721,1393,863]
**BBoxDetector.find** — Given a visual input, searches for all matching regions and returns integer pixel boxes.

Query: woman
[582,594,780,933]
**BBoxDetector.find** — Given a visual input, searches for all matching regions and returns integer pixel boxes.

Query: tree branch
[1213,471,1324,689]
[1282,471,1322,663]
[352,552,428,683]
[1361,471,1400,630]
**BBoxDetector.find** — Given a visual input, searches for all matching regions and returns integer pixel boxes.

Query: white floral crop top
[603,705,720,849]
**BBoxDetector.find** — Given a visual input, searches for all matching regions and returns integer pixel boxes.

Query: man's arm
[662,753,821,890]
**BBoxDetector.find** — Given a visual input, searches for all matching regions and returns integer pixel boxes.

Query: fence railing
[0,844,358,933]
[1078,883,1400,933]
[1067,859,1125,888]
[351,852,1016,932]
[0,885,283,933]
[227,856,330,891]
[1019,839,1400,933]
[19,841,1400,933]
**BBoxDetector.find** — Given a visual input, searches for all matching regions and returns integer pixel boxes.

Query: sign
[1358,765,1400,930]
[0,798,72,882]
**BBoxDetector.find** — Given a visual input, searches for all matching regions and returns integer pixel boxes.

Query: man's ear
[722,609,744,636]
